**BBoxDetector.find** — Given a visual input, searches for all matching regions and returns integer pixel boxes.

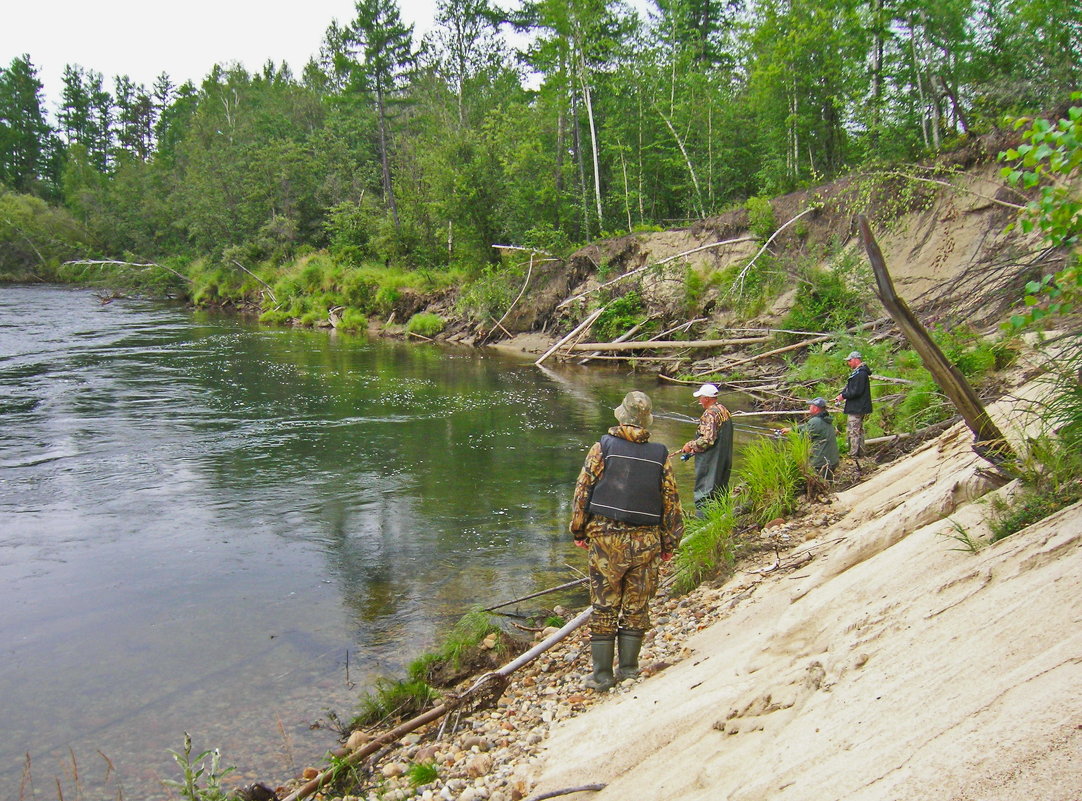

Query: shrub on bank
[406,312,445,338]
[672,494,740,595]
[740,430,810,527]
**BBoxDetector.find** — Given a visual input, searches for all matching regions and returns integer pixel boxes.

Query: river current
[0,285,738,798]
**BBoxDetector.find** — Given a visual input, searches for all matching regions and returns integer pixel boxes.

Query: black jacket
[841,363,873,415]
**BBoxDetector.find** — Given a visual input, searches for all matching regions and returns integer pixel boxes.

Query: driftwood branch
[857,216,1013,462]
[63,258,193,284]
[879,169,1025,210]
[727,207,818,297]
[230,260,277,301]
[483,254,535,345]
[280,608,593,801]
[525,785,607,801]
[579,319,650,364]
[535,307,605,367]
[691,319,887,377]
[483,578,588,612]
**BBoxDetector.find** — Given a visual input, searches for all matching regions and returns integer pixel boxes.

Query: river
[0,284,746,798]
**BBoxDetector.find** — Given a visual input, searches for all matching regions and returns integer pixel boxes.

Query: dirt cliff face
[497,130,1059,342]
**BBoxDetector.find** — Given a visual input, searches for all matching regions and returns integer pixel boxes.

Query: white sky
[1,0,442,110]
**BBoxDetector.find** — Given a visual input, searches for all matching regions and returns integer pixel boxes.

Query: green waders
[584,635,616,691]
[615,627,644,681]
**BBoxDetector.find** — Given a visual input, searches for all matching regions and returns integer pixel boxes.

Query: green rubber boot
[615,628,644,681]
[584,635,616,692]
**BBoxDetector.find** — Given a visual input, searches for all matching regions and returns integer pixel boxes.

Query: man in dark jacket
[836,351,872,457]
[570,391,684,691]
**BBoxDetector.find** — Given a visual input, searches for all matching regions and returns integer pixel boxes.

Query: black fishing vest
[587,434,667,526]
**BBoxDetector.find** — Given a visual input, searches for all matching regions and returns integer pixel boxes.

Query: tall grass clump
[672,493,739,595]
[351,677,438,729]
[986,344,1082,540]
[406,312,445,338]
[407,608,504,683]
[739,431,810,526]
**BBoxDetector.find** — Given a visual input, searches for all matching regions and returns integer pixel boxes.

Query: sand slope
[530,396,1082,800]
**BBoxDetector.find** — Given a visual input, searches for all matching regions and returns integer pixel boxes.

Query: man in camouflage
[680,383,734,511]
[570,391,684,692]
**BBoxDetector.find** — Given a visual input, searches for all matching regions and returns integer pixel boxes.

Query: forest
[0,0,1079,309]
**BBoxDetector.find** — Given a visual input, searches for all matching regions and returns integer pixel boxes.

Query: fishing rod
[655,410,783,437]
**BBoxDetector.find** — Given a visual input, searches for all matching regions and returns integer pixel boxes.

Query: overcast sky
[1,0,442,110]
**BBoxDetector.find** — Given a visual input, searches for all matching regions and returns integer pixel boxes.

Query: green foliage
[543,615,566,628]
[352,677,438,729]
[746,196,776,241]
[339,308,368,331]
[986,431,1082,542]
[162,733,235,801]
[895,377,952,430]
[714,255,785,317]
[406,312,445,337]
[407,608,503,683]
[0,190,93,280]
[738,431,809,527]
[407,761,439,787]
[1000,96,1082,327]
[455,263,523,323]
[593,291,647,341]
[780,266,865,337]
[672,493,740,595]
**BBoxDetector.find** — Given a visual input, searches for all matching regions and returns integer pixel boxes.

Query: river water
[0,285,744,799]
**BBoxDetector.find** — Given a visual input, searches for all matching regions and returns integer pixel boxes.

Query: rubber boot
[615,628,644,681]
[583,635,616,692]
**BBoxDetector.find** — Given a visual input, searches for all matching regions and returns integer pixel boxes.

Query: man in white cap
[680,383,733,511]
[836,350,872,459]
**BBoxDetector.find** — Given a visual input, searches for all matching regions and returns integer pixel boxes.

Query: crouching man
[570,391,684,691]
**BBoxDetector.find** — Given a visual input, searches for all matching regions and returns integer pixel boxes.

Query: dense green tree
[333,0,417,228]
[0,55,53,193]
[58,65,94,148]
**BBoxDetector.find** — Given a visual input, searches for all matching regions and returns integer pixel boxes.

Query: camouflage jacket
[684,403,732,453]
[570,425,684,553]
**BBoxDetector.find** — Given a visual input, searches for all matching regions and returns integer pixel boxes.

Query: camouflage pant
[846,414,866,457]
[586,521,662,637]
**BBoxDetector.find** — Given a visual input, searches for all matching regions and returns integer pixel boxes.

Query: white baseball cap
[692,384,719,398]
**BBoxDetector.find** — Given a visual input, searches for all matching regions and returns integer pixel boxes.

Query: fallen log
[63,258,192,284]
[857,216,1013,463]
[691,318,889,376]
[279,608,593,801]
[567,336,769,352]
[535,308,605,367]
[579,319,650,364]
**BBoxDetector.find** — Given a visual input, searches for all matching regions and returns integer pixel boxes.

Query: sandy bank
[526,389,1081,801]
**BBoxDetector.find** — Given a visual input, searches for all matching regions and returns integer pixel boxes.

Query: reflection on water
[0,285,746,798]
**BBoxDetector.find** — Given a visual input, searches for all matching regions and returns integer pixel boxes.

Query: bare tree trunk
[376,84,399,229]
[655,104,706,219]
[858,216,1012,462]
[577,61,605,230]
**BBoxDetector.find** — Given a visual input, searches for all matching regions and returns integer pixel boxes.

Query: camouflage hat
[810,397,828,409]
[846,351,863,361]
[614,390,653,428]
